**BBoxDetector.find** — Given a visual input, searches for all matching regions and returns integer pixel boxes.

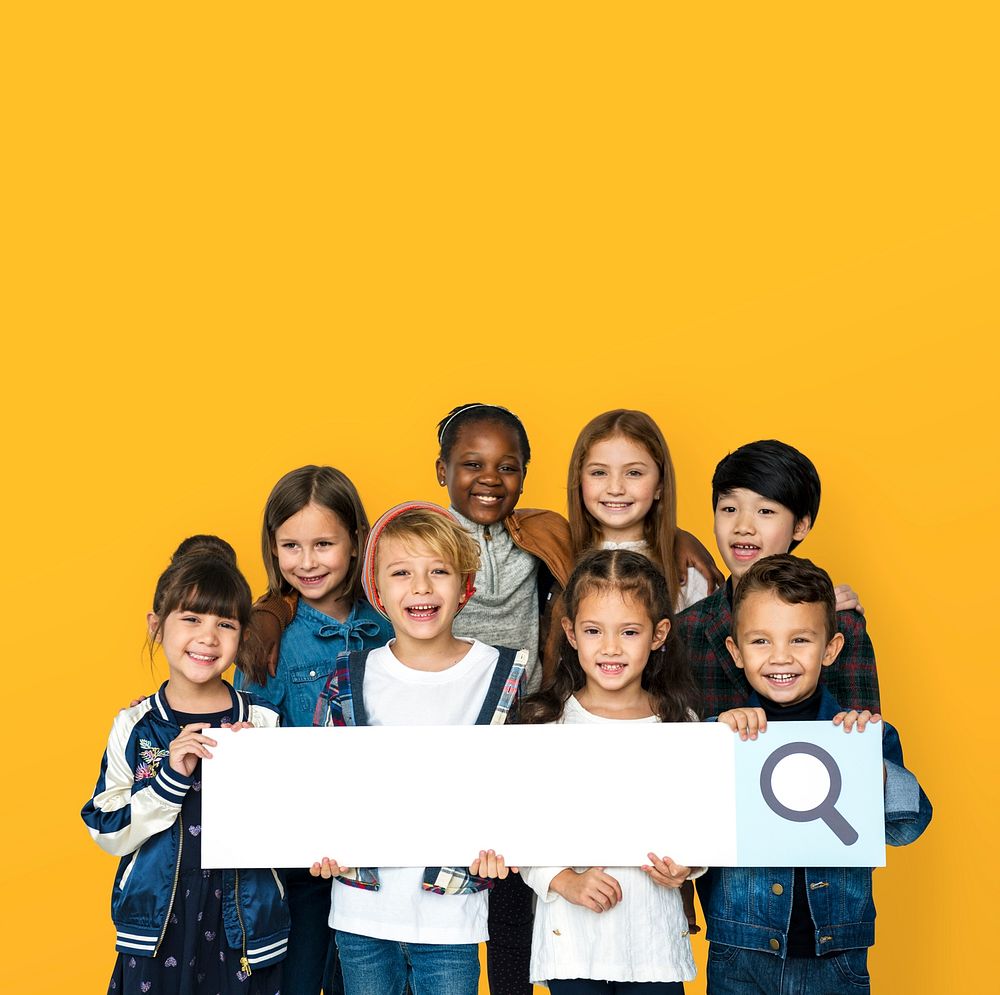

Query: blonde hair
[567,409,680,608]
[375,509,480,578]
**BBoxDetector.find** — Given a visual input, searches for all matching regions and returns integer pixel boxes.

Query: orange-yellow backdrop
[2,3,996,992]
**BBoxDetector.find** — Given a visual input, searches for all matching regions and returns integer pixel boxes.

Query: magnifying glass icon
[759,742,859,846]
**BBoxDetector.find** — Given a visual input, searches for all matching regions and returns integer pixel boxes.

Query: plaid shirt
[314,644,526,895]
[676,584,881,718]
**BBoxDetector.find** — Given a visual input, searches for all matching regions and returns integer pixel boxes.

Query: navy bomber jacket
[81,682,290,971]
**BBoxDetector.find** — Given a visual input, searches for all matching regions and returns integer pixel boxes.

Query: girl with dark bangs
[83,543,289,995]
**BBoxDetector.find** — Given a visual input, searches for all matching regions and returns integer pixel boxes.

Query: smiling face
[562,588,670,700]
[580,435,662,543]
[151,608,242,692]
[375,536,468,642]
[725,590,844,706]
[436,421,526,526]
[713,487,811,580]
[274,502,356,620]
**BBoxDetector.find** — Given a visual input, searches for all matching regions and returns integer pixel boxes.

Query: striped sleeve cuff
[151,765,195,804]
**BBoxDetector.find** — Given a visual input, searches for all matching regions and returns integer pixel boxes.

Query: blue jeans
[282,868,344,995]
[548,981,684,993]
[707,944,870,995]
[335,931,479,995]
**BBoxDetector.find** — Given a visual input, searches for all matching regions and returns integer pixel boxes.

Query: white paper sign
[201,724,738,868]
[200,722,885,868]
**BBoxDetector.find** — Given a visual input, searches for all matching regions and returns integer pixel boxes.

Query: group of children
[83,404,932,995]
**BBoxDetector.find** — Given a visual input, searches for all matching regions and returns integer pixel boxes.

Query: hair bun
[169,534,238,566]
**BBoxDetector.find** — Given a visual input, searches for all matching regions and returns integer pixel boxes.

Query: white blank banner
[201,724,738,868]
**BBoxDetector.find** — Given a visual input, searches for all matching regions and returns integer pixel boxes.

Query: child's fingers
[667,861,691,880]
[312,857,342,879]
[833,584,859,612]
[717,712,738,731]
[836,710,883,732]
[722,709,765,740]
[598,871,623,904]
[589,880,620,911]
[473,850,509,879]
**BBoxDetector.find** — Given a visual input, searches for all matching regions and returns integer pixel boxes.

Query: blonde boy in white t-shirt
[310,501,526,995]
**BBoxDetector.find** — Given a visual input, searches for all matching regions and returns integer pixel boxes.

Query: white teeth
[767,674,797,683]
[189,653,216,662]
[408,605,437,611]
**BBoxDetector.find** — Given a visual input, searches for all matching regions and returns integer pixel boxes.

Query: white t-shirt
[330,639,499,944]
[520,695,699,985]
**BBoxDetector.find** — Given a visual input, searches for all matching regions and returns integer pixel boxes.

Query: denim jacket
[236,597,393,728]
[316,643,526,895]
[698,689,932,957]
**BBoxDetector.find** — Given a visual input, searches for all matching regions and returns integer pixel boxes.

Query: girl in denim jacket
[82,542,289,995]
[236,465,392,995]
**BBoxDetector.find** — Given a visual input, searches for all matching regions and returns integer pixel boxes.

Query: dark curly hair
[520,548,700,724]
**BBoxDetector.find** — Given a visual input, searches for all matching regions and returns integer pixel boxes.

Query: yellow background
[3,3,996,991]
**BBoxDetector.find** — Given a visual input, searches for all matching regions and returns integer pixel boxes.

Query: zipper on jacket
[153,815,183,958]
[483,526,491,541]
[235,869,252,976]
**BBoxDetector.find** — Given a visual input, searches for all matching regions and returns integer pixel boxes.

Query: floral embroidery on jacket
[135,738,169,780]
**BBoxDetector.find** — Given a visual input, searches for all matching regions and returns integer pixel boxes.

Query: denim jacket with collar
[697,688,932,957]
[316,644,526,895]
[236,597,393,728]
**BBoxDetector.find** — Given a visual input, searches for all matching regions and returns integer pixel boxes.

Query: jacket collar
[150,680,246,726]
[747,686,843,720]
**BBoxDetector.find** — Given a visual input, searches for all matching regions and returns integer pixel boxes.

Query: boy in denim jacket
[698,555,931,995]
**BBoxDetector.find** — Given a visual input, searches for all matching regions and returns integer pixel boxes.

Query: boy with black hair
[676,440,880,716]
[699,555,930,994]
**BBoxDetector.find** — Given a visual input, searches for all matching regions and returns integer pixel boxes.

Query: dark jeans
[283,868,345,995]
[707,944,870,995]
[548,982,685,994]
[486,872,534,995]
